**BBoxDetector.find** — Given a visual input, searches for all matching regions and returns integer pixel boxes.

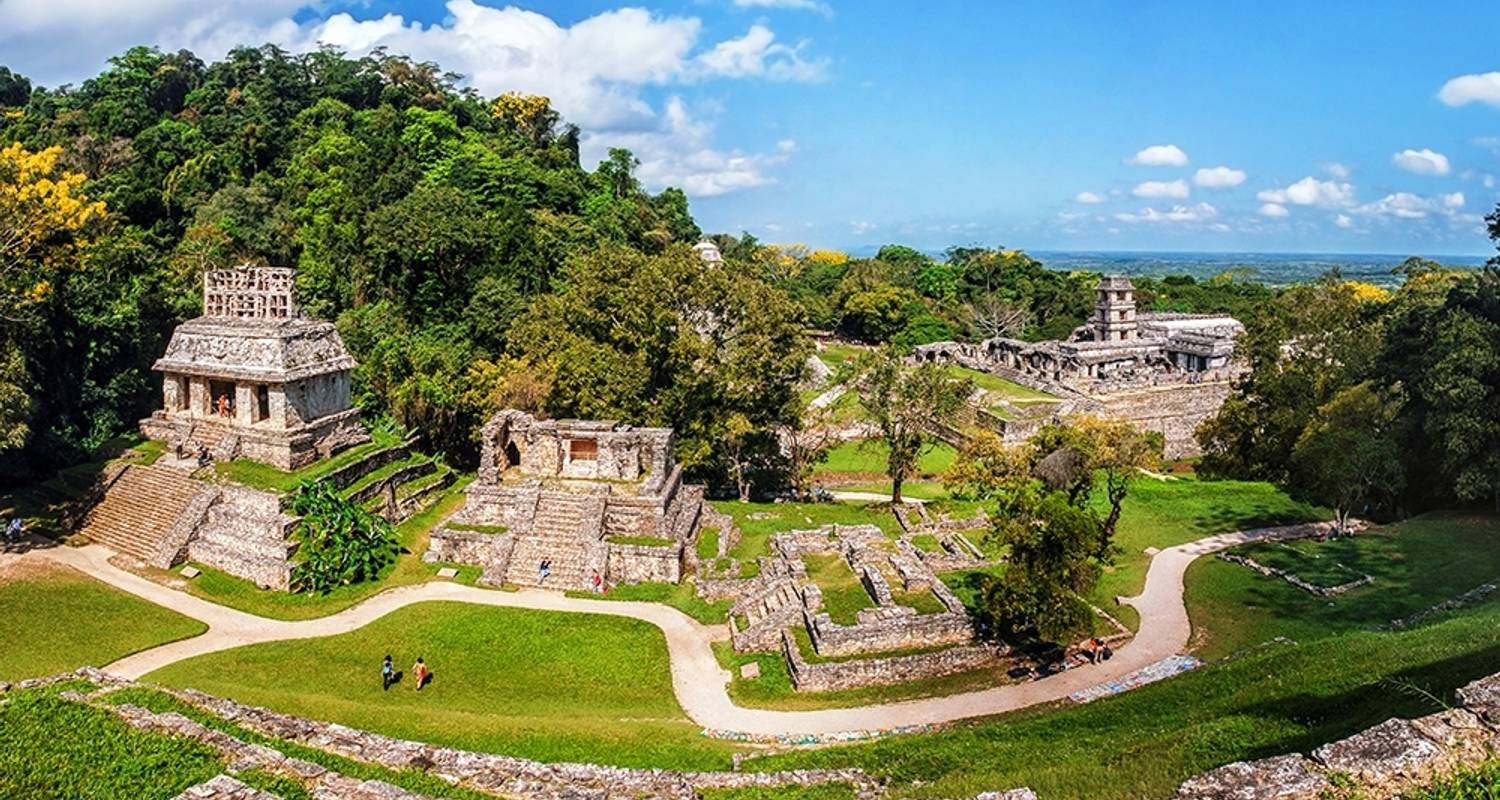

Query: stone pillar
[162,373,181,413]
[188,377,209,419]
[267,386,288,430]
[235,383,254,427]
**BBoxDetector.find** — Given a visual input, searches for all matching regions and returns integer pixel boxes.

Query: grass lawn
[566,579,731,625]
[802,553,875,625]
[212,428,403,493]
[172,479,471,620]
[0,562,207,681]
[712,500,903,572]
[754,598,1500,799]
[1186,513,1500,659]
[942,365,1058,402]
[146,601,740,770]
[1087,474,1327,630]
[0,689,223,800]
[815,342,869,372]
[816,439,957,482]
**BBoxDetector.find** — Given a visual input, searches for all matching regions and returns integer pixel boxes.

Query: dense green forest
[3,45,1499,515]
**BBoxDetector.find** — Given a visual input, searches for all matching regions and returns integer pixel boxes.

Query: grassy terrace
[711,499,903,576]
[147,601,740,770]
[802,552,876,624]
[0,562,206,681]
[943,364,1059,403]
[211,428,404,493]
[1187,513,1500,659]
[172,478,472,620]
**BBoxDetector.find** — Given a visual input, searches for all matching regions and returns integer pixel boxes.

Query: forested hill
[0,45,743,479]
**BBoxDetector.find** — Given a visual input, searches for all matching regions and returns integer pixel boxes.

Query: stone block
[180,565,201,578]
[1175,755,1329,800]
[740,662,761,679]
[1311,717,1445,784]
[435,567,458,579]
[1457,671,1500,722]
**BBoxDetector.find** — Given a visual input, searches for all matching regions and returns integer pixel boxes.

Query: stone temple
[423,410,705,589]
[139,266,368,469]
[914,275,1245,457]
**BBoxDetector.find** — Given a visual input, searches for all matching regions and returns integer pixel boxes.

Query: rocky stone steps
[504,536,597,589]
[76,465,202,562]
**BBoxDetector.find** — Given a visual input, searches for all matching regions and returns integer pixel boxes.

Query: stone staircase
[529,491,605,538]
[731,577,804,652]
[504,535,605,590]
[76,465,203,562]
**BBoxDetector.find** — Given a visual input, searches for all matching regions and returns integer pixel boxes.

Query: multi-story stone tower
[139,265,368,469]
[1093,275,1138,342]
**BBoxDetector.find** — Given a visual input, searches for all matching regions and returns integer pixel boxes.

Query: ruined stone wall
[607,543,683,584]
[286,372,351,423]
[187,484,298,590]
[804,604,975,657]
[1095,379,1232,459]
[424,528,509,566]
[782,629,1004,692]
[1177,671,1500,800]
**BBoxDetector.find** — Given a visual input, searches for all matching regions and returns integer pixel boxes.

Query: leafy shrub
[289,479,398,593]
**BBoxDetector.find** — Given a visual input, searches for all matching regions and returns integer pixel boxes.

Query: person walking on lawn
[413,657,430,691]
[381,655,395,690]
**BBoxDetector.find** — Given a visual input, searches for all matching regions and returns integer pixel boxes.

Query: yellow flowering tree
[1,142,107,321]
[489,92,562,147]
[0,142,106,450]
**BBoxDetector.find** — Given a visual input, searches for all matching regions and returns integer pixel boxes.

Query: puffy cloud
[1438,71,1500,108]
[1391,148,1451,176]
[1133,179,1190,199]
[1354,191,1464,220]
[600,96,792,196]
[1114,203,1217,224]
[1259,203,1290,218]
[1075,191,1105,204]
[696,23,828,81]
[1126,144,1189,167]
[1325,162,1352,179]
[1257,176,1355,207]
[1193,166,1247,188]
[1334,213,1354,228]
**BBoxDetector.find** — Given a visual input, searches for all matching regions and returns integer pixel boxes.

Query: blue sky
[4,1,1500,255]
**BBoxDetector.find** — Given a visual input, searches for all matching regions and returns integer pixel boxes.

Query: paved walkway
[18,521,1338,737]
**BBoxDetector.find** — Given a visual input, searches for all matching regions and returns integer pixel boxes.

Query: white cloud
[1438,72,1500,108]
[849,220,876,235]
[1114,203,1217,224]
[605,96,792,196]
[1443,191,1466,208]
[1334,213,1354,228]
[1075,191,1105,204]
[733,0,833,15]
[1259,203,1290,218]
[1127,144,1189,166]
[1325,162,1352,179]
[1391,148,1451,176]
[696,23,828,81]
[1354,191,1466,220]
[1193,166,1247,188]
[1133,179,1190,199]
[1257,176,1355,207]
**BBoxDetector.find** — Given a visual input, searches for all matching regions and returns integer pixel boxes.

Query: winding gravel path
[19,521,1336,737]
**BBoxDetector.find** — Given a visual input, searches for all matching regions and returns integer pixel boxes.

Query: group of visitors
[533,560,608,592]
[4,517,22,546]
[1084,637,1113,664]
[380,654,431,691]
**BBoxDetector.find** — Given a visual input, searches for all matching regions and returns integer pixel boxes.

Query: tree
[779,402,838,500]
[1047,415,1163,544]
[1290,382,1405,535]
[853,348,971,503]
[942,431,1030,500]
[289,479,398,593]
[980,488,1108,644]
[965,295,1033,340]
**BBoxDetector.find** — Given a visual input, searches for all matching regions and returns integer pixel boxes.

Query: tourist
[591,569,603,593]
[4,517,21,545]
[217,394,230,417]
[413,657,429,691]
[381,654,394,691]
[538,559,551,583]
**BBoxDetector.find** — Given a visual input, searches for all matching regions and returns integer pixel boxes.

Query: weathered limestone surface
[173,774,285,800]
[782,629,1004,692]
[1175,754,1330,800]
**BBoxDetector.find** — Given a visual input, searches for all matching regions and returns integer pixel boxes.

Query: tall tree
[1289,382,1405,533]
[853,348,970,503]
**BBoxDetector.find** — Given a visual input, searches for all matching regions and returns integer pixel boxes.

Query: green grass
[1186,513,1500,659]
[802,553,875,625]
[816,439,957,481]
[0,689,223,800]
[340,453,431,500]
[909,533,942,553]
[101,687,498,800]
[942,365,1058,401]
[445,522,508,534]
[0,564,207,681]
[754,597,1500,799]
[567,580,731,625]
[712,500,903,571]
[146,601,740,770]
[815,343,868,371]
[696,526,721,560]
[173,478,471,620]
[1406,757,1500,799]
[1231,538,1368,588]
[838,480,949,500]
[212,428,403,493]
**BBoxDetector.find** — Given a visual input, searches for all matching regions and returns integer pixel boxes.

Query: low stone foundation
[607,542,683,584]
[782,629,1005,692]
